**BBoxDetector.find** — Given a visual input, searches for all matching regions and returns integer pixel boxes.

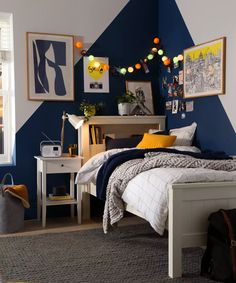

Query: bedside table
[34,155,83,227]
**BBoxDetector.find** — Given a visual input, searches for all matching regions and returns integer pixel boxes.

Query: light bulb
[162,56,168,62]
[120,68,127,75]
[173,57,179,64]
[147,54,154,60]
[88,55,94,61]
[75,41,83,49]
[135,63,141,70]
[128,67,134,73]
[178,54,184,61]
[158,49,164,56]
[153,37,160,44]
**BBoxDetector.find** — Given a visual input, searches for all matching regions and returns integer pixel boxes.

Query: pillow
[136,133,176,149]
[105,136,142,150]
[75,148,130,184]
[148,129,169,135]
[169,122,197,146]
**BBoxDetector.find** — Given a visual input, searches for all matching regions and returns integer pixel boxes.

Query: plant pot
[118,103,130,116]
[84,106,96,118]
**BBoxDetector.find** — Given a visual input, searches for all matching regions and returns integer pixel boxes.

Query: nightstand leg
[42,167,47,228]
[77,184,82,224]
[37,167,41,221]
[70,173,75,218]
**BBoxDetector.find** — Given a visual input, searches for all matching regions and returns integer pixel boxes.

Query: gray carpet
[0,223,217,283]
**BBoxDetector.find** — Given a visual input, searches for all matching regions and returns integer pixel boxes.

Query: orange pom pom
[75,41,83,49]
[135,63,141,70]
[163,58,171,66]
[153,37,160,44]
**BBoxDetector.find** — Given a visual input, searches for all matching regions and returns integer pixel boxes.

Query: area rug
[0,223,215,283]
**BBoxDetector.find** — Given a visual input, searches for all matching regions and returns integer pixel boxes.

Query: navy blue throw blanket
[96,148,231,200]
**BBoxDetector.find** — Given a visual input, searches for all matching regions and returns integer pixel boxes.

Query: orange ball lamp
[153,37,160,44]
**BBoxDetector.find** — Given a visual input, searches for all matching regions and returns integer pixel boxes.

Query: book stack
[48,193,73,201]
[89,125,103,144]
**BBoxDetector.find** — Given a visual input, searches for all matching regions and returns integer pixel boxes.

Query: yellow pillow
[136,133,176,149]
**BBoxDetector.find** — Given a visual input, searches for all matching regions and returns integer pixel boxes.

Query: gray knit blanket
[103,152,236,233]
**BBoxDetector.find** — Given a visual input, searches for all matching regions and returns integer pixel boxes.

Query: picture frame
[83,56,109,93]
[27,32,74,101]
[126,81,154,115]
[183,37,226,99]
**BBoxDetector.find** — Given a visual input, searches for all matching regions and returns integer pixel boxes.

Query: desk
[34,155,82,227]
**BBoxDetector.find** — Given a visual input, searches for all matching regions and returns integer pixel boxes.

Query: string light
[153,37,160,44]
[120,68,127,75]
[75,41,83,49]
[147,54,154,60]
[79,36,184,76]
[88,55,94,61]
[162,56,168,62]
[128,66,134,73]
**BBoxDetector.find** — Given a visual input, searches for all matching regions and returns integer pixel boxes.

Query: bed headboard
[77,115,166,162]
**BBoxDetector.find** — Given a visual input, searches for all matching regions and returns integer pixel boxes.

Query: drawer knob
[61,164,64,167]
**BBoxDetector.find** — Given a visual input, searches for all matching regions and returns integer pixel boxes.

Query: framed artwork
[83,56,109,93]
[183,37,226,98]
[27,32,74,101]
[126,81,154,115]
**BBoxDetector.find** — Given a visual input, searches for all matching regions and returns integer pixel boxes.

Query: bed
[75,116,236,278]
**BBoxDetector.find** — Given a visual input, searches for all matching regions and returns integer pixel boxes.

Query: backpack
[201,209,236,282]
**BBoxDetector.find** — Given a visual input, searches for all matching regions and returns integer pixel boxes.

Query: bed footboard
[168,181,236,278]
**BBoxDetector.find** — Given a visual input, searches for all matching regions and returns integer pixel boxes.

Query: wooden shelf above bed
[77,115,166,162]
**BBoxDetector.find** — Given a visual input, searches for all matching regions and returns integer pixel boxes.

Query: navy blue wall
[157,0,236,154]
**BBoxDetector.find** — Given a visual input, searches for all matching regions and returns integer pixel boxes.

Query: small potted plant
[79,100,103,120]
[116,90,136,116]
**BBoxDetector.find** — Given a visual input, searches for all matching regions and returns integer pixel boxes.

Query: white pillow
[168,145,201,153]
[75,148,130,184]
[169,122,197,146]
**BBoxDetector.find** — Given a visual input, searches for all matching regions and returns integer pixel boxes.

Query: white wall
[0,0,129,131]
[176,0,236,132]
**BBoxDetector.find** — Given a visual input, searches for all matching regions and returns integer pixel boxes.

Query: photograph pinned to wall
[186,100,194,112]
[178,70,183,85]
[27,32,74,101]
[184,37,226,98]
[172,99,178,114]
[165,100,172,111]
[126,81,154,115]
[83,56,109,93]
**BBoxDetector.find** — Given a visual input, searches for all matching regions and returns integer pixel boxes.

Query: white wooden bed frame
[76,116,236,278]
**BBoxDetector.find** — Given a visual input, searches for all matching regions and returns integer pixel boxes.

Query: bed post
[168,185,183,278]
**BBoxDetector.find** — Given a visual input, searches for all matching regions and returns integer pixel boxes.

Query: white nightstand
[34,155,83,227]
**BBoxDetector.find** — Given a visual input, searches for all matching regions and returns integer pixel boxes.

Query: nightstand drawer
[46,158,81,173]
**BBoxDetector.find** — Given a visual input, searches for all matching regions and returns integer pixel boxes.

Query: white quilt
[76,147,236,235]
[122,167,236,235]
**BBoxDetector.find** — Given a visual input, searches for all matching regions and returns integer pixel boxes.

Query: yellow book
[48,194,73,201]
[91,125,96,144]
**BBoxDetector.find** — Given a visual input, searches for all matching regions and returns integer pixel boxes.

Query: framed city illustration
[27,32,74,101]
[126,81,154,115]
[183,37,226,98]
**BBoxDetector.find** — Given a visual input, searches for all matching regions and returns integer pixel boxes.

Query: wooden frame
[183,37,226,98]
[27,32,74,101]
[126,81,154,115]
